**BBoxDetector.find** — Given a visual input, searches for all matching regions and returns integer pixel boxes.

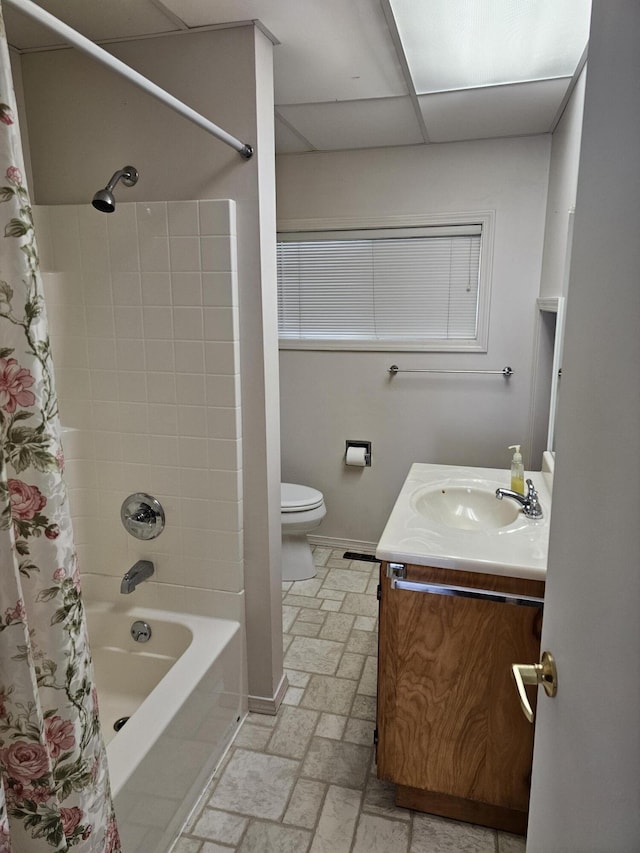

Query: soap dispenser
[509,445,525,495]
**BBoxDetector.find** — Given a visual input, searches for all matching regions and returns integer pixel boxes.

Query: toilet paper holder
[345,440,372,467]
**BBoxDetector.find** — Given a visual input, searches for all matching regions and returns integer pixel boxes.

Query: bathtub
[84,599,244,853]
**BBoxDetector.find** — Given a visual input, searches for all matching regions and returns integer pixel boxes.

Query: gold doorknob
[512,650,558,723]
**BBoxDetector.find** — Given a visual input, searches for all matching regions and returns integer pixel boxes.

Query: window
[277,214,493,352]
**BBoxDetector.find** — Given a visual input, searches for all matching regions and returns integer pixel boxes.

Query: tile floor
[175,547,527,852]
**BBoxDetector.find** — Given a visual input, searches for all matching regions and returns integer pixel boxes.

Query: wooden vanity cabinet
[376,561,545,835]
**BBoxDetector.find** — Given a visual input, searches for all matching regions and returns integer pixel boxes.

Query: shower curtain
[0,6,120,852]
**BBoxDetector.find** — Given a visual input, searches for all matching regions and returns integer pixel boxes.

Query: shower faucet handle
[121,492,165,540]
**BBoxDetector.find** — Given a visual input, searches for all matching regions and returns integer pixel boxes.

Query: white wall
[539,67,587,299]
[276,137,551,547]
[18,26,284,708]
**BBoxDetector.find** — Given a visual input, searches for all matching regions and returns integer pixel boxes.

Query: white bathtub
[84,600,244,853]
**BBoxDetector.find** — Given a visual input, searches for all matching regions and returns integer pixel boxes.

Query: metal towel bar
[388,364,514,377]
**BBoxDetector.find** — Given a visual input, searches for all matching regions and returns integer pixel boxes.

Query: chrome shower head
[92,165,138,213]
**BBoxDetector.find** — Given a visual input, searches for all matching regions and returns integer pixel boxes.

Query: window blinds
[277,227,482,344]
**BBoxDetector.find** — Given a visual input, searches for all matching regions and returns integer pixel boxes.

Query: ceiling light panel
[389,0,591,94]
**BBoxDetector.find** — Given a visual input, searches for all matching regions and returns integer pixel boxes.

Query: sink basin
[411,484,520,531]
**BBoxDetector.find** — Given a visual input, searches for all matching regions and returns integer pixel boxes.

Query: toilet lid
[281,483,324,512]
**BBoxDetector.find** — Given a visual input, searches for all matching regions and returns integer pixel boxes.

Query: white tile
[201,236,236,272]
[114,305,143,338]
[147,403,178,435]
[170,236,201,272]
[112,271,142,305]
[178,436,207,468]
[143,306,173,339]
[171,272,203,306]
[208,439,242,471]
[116,338,145,371]
[206,407,241,439]
[107,205,139,272]
[175,341,205,373]
[147,372,177,404]
[145,339,174,371]
[178,405,207,437]
[208,750,300,820]
[136,202,168,238]
[168,201,199,237]
[204,307,236,341]
[202,272,235,307]
[118,371,147,402]
[205,342,239,375]
[198,199,235,236]
[85,304,115,337]
[142,272,171,305]
[91,370,118,402]
[173,306,204,340]
[139,236,170,272]
[176,374,206,405]
[205,375,240,407]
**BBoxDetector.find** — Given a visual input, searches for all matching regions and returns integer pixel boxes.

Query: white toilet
[281,483,326,582]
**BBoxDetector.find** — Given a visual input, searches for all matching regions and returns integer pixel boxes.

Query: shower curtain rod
[3,0,254,159]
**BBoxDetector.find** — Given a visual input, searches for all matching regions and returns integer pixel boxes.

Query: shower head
[92,165,138,213]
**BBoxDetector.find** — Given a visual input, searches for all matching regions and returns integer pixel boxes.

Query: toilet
[281,483,326,582]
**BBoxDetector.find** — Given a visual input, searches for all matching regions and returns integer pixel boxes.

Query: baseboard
[308,534,378,555]
[247,672,289,716]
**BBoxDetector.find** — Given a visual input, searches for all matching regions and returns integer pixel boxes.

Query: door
[526,2,640,849]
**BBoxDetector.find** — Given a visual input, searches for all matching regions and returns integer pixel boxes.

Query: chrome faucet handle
[121,493,165,540]
[524,479,543,519]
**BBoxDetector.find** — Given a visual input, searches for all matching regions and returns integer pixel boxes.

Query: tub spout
[121,560,154,594]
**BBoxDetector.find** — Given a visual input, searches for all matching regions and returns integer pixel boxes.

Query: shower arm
[4,0,254,160]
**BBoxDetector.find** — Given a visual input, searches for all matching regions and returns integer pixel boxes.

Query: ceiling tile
[277,97,423,151]
[161,0,408,104]
[418,78,571,142]
[275,116,314,154]
[3,0,179,50]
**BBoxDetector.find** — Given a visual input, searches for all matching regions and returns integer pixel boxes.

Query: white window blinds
[277,225,483,350]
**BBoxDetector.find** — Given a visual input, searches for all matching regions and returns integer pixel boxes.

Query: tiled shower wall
[34,199,244,622]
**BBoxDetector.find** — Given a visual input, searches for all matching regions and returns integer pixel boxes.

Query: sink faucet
[121,560,154,594]
[495,478,543,519]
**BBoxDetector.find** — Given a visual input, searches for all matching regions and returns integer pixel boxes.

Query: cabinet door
[377,564,543,816]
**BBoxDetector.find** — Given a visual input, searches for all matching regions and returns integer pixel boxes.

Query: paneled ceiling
[3,0,592,153]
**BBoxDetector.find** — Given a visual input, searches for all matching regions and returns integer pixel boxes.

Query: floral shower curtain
[0,6,120,851]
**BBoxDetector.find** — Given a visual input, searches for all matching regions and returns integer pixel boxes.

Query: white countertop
[375,463,551,581]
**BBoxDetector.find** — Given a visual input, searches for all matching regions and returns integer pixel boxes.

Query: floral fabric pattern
[0,4,120,850]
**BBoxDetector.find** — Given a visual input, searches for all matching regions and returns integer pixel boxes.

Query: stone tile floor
[175,547,527,852]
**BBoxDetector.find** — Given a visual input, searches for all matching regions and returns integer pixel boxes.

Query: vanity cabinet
[376,561,545,835]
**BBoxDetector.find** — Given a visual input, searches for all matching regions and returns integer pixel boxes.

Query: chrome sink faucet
[495,478,543,519]
[121,559,154,594]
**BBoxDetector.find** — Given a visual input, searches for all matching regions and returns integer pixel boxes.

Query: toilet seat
[281,483,324,513]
